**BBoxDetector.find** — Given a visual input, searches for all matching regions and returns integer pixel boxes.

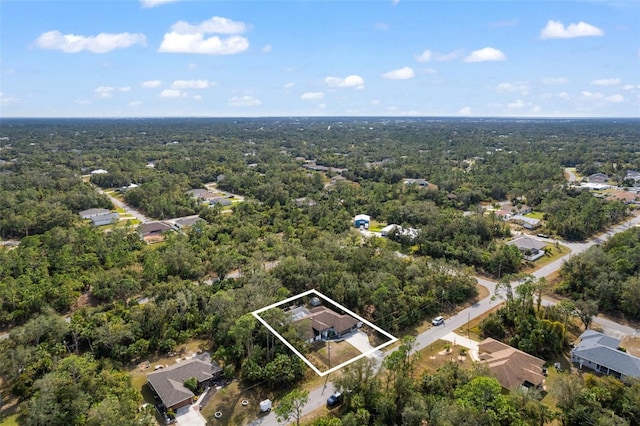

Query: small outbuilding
[354,214,370,229]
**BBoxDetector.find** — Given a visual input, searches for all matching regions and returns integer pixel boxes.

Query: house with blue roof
[571,330,640,380]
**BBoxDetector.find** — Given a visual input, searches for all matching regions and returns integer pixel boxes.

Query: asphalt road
[248,212,640,426]
[95,187,152,223]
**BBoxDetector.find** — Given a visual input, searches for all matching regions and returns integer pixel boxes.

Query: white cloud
[464,47,506,62]
[171,79,213,89]
[414,49,432,63]
[187,63,198,70]
[262,45,272,53]
[542,77,568,85]
[371,99,381,106]
[301,92,324,100]
[34,31,146,53]
[317,103,327,109]
[159,16,250,55]
[0,92,22,106]
[382,67,415,80]
[422,68,437,75]
[391,0,400,6]
[623,84,635,90]
[325,75,365,89]
[74,99,91,105]
[169,16,248,34]
[496,82,529,95]
[606,94,624,103]
[94,86,114,99]
[192,95,202,101]
[540,20,604,40]
[228,95,261,107]
[140,0,180,7]
[119,86,131,92]
[507,99,526,109]
[284,82,295,89]
[129,101,143,107]
[591,78,620,86]
[458,106,472,115]
[558,92,570,100]
[159,33,249,55]
[141,80,162,88]
[581,91,604,99]
[374,22,390,31]
[435,50,463,62]
[160,89,185,98]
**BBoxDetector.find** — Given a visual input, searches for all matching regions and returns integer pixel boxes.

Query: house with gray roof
[79,208,111,219]
[507,235,547,261]
[90,212,119,226]
[571,330,640,380]
[146,354,222,411]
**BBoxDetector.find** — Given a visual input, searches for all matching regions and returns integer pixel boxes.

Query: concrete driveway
[344,331,376,354]
[175,405,206,426]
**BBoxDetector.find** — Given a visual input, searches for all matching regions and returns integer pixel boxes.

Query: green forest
[0,117,639,425]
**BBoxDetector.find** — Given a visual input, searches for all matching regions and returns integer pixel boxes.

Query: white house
[381,224,399,237]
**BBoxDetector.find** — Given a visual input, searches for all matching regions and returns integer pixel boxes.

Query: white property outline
[252,289,398,376]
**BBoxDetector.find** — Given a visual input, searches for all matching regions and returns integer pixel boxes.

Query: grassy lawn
[414,340,476,375]
[521,243,570,275]
[368,220,385,232]
[0,414,19,426]
[524,211,545,219]
[312,340,362,371]
[455,303,504,342]
[201,381,270,426]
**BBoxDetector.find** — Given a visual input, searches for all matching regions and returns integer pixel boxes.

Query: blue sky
[1,0,638,118]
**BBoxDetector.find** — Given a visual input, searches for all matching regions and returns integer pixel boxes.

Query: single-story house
[186,188,210,199]
[507,235,547,261]
[380,224,400,237]
[354,214,370,229]
[478,338,546,390]
[294,197,317,208]
[403,178,429,187]
[209,197,232,207]
[146,353,223,411]
[512,215,541,230]
[571,330,640,380]
[138,222,173,239]
[173,216,206,230]
[495,209,512,221]
[119,183,139,193]
[79,208,111,219]
[90,212,119,226]
[625,171,640,186]
[291,306,359,342]
[588,173,609,184]
[90,169,108,175]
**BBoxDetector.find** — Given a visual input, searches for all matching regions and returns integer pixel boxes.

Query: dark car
[327,392,343,407]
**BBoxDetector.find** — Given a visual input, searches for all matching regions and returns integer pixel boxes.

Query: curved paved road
[249,212,640,425]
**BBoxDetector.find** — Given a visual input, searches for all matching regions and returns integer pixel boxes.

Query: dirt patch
[621,336,640,357]
[72,292,101,310]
